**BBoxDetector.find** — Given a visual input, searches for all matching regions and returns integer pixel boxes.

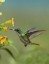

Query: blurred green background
[0,0,49,64]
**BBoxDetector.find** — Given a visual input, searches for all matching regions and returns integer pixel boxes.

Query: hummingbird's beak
[9,29,15,31]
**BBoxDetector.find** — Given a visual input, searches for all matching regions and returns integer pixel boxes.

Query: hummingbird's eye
[16,29,19,31]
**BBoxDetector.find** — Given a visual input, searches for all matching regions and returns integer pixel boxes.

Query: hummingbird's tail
[30,42,40,46]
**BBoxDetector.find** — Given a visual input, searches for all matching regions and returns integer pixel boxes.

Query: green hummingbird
[10,28,46,47]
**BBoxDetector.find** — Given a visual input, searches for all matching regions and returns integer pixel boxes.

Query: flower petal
[0,36,7,44]
[2,18,14,26]
[0,36,2,38]
[3,26,9,32]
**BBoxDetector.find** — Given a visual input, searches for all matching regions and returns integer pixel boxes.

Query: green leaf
[1,23,5,26]
[6,39,13,45]
[0,53,1,60]
[0,27,3,31]
[0,44,2,48]
[8,40,13,44]
[5,39,19,54]
[2,48,16,61]
[0,44,4,48]
[9,44,19,54]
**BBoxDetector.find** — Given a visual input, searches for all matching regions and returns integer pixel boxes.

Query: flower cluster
[0,18,14,46]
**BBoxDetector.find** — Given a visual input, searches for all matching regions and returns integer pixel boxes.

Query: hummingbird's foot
[30,42,40,46]
[24,44,27,47]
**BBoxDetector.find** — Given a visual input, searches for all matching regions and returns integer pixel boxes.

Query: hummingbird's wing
[26,28,45,39]
[26,28,37,33]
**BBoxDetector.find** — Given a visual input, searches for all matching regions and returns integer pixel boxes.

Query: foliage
[16,46,49,64]
[0,19,18,61]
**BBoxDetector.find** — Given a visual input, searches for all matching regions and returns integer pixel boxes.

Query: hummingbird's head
[15,28,21,32]
[10,28,21,33]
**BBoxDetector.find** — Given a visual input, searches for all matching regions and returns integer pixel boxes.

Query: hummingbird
[10,28,46,47]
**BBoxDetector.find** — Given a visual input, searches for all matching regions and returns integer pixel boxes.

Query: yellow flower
[0,2,2,5]
[0,12,2,16]
[0,36,3,40]
[11,18,14,26]
[0,36,7,44]
[0,0,5,5]
[2,26,9,32]
[3,18,14,26]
